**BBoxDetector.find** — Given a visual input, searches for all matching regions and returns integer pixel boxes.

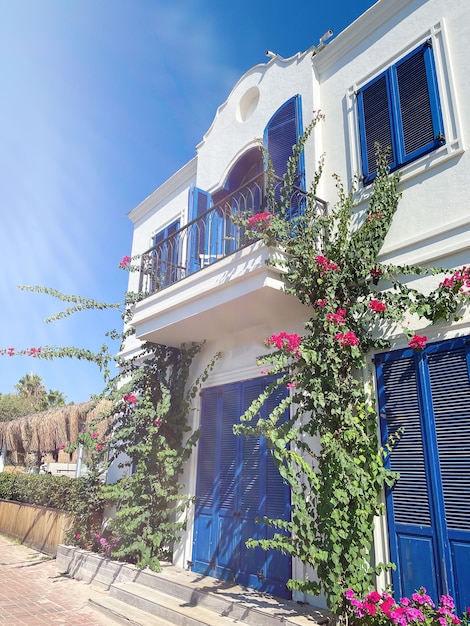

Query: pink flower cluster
[1,347,42,357]
[439,266,470,293]
[335,331,359,347]
[123,393,137,404]
[315,254,339,275]
[344,588,460,626]
[266,332,301,358]
[247,212,272,230]
[119,255,132,268]
[408,334,427,351]
[370,299,387,312]
[327,308,347,326]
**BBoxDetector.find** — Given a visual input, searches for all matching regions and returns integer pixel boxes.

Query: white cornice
[127,157,197,224]
[311,0,425,75]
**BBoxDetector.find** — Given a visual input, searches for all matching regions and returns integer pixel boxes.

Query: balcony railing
[138,173,327,295]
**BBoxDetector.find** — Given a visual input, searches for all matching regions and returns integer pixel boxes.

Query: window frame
[357,40,445,185]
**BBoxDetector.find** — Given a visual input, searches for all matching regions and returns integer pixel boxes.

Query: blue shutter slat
[360,74,395,178]
[219,387,239,512]
[427,348,470,532]
[381,355,432,526]
[396,48,435,155]
[197,389,219,510]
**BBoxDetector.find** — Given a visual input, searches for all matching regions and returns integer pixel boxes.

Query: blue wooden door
[192,378,291,598]
[376,337,470,613]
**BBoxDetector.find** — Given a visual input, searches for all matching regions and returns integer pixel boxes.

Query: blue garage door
[376,336,470,613]
[192,378,291,598]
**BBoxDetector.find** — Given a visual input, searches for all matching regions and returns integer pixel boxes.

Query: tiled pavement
[0,535,116,625]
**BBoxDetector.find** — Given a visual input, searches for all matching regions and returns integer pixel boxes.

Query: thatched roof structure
[0,399,111,454]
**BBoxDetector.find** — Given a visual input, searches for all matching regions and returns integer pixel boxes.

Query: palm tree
[15,373,46,399]
[40,389,67,410]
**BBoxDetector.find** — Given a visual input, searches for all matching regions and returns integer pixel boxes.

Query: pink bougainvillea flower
[59,445,66,451]
[315,299,326,307]
[363,602,377,616]
[335,331,359,347]
[247,212,272,229]
[7,347,15,356]
[123,393,137,404]
[408,334,427,351]
[326,308,347,325]
[286,381,297,390]
[365,591,382,603]
[369,299,386,312]
[439,266,470,293]
[266,332,301,358]
[95,443,104,452]
[91,432,99,439]
[315,254,339,274]
[154,419,162,427]
[119,255,132,268]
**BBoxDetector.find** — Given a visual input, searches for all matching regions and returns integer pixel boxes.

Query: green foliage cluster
[235,114,470,609]
[99,343,218,570]
[0,472,104,516]
[0,373,66,421]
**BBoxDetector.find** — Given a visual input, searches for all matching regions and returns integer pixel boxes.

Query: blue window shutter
[358,41,445,184]
[357,73,396,181]
[426,345,470,533]
[379,353,432,526]
[264,95,305,188]
[188,186,211,273]
[189,186,211,221]
[394,42,445,166]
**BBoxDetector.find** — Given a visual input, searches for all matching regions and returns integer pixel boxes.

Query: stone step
[104,581,252,626]
[92,565,329,626]
[129,564,329,626]
[57,546,330,626]
[90,594,175,626]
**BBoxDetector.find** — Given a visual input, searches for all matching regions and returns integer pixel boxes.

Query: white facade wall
[195,52,318,192]
[316,0,468,269]
[123,0,470,609]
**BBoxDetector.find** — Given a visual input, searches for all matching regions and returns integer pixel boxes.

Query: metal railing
[138,173,327,295]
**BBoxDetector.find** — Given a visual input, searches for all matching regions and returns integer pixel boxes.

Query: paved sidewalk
[0,535,116,625]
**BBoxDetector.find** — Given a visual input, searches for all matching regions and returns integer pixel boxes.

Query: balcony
[132,174,327,347]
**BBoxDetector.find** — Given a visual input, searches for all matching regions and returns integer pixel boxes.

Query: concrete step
[91,563,330,626]
[101,581,252,626]
[90,594,175,626]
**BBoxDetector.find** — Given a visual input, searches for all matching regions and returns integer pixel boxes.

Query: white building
[122,0,470,612]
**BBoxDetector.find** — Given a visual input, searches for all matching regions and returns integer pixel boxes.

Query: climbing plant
[235,112,470,609]
[3,280,218,571]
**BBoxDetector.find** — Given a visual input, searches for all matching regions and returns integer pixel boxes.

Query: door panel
[376,337,470,613]
[193,378,291,598]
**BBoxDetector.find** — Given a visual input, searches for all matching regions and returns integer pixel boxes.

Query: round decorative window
[236,86,260,122]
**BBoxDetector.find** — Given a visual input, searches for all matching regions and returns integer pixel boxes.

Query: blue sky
[0,0,377,404]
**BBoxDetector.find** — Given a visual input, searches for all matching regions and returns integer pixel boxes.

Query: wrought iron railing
[138,173,327,295]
